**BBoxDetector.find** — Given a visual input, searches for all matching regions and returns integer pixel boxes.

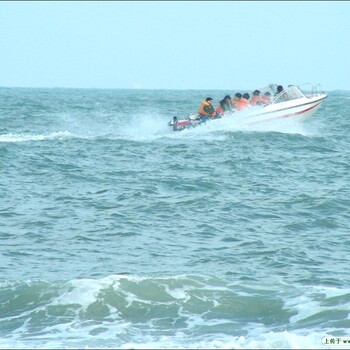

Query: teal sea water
[0,87,349,349]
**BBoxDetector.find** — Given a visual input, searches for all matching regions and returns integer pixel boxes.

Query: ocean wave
[1,275,349,348]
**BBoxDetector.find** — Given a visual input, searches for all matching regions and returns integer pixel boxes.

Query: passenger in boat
[198,97,217,121]
[275,85,284,95]
[238,93,250,110]
[215,95,232,117]
[261,91,272,105]
[274,85,288,101]
[231,93,242,111]
[250,90,263,106]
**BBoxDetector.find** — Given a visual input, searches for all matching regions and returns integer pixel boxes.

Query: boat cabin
[253,84,306,104]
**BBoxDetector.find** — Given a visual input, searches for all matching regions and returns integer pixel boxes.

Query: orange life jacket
[250,95,262,106]
[236,98,249,111]
[215,102,230,115]
[231,97,241,110]
[198,100,215,116]
[216,104,225,115]
[261,95,272,105]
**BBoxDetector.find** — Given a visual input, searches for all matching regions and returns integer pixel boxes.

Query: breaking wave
[1,274,348,349]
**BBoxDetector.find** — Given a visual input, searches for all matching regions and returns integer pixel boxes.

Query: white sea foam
[0,329,332,349]
[284,285,350,325]
[0,131,74,143]
[118,330,326,349]
[286,294,324,324]
[164,286,191,301]
[115,112,171,141]
[50,279,105,307]
[312,285,350,300]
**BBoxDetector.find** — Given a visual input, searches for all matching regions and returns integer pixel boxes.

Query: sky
[0,1,349,91]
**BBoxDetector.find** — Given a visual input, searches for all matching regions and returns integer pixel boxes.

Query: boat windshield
[273,85,305,104]
[250,84,309,105]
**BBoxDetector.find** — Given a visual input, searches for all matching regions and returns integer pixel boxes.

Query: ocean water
[0,87,349,349]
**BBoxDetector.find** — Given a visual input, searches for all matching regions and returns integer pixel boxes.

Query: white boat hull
[243,94,327,125]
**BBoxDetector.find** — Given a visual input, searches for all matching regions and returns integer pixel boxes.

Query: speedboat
[168,84,327,131]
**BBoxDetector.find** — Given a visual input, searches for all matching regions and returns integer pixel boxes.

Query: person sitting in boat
[261,91,272,105]
[198,97,217,121]
[231,93,242,111]
[250,90,263,106]
[215,95,232,117]
[237,93,250,110]
[274,85,288,102]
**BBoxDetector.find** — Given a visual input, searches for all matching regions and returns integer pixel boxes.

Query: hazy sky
[1,1,349,91]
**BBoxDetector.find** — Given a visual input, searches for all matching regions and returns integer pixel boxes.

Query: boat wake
[112,109,318,142]
[0,131,75,143]
[0,110,317,144]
